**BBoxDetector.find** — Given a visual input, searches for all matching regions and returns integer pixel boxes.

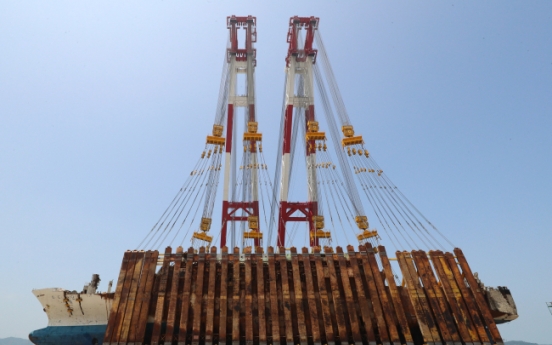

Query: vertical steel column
[277,17,320,247]
[221,15,260,248]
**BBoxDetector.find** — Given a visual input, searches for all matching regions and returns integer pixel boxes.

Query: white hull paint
[33,287,113,327]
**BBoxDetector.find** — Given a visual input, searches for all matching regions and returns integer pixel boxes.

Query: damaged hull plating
[29,277,115,345]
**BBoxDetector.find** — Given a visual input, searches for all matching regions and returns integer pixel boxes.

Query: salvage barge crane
[103,16,518,345]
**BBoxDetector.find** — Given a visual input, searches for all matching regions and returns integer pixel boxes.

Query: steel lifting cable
[153,161,212,249]
[159,162,213,248]
[298,109,318,212]
[169,153,222,247]
[285,114,307,249]
[314,160,327,225]
[350,154,412,249]
[313,64,365,217]
[358,178,403,250]
[322,151,357,236]
[314,159,325,212]
[246,53,255,107]
[147,50,233,248]
[143,154,211,249]
[256,165,270,244]
[180,156,222,247]
[175,172,213,249]
[317,151,352,245]
[356,158,424,249]
[317,159,342,233]
[372,160,455,248]
[314,30,351,126]
[312,152,352,243]
[289,77,305,186]
[312,61,364,214]
[367,160,443,250]
[320,150,356,228]
[240,121,254,250]
[179,54,230,248]
[268,75,289,247]
[287,217,303,248]
[206,157,223,218]
[317,164,334,228]
[353,153,430,246]
[282,106,304,214]
[137,154,206,248]
[230,150,248,243]
[167,160,212,229]
[354,154,422,249]
[259,153,279,223]
[147,153,208,239]
[363,155,449,249]
[215,59,231,126]
[317,155,343,229]
[359,178,408,250]
[229,109,239,249]
[170,157,213,222]
[214,37,232,122]
[205,159,223,219]
[202,152,223,216]
[314,149,357,246]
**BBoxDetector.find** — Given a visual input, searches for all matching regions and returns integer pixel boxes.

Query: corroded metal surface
[104,246,505,345]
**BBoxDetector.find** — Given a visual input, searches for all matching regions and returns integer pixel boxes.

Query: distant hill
[0,338,33,345]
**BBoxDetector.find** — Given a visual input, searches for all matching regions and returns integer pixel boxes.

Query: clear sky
[1,1,551,343]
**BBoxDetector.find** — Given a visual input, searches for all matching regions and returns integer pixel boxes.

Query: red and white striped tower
[220,15,262,248]
[277,16,322,247]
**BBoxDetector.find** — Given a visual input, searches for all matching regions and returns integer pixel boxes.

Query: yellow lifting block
[312,215,325,230]
[341,136,364,147]
[307,120,319,132]
[248,216,259,230]
[243,231,263,239]
[212,124,224,137]
[206,136,226,146]
[357,229,379,241]
[310,229,331,239]
[355,215,369,230]
[306,132,326,141]
[193,231,213,243]
[200,217,212,232]
[247,121,258,133]
[243,133,263,141]
[342,125,355,138]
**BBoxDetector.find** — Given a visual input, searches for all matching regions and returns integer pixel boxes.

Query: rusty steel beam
[104,246,508,345]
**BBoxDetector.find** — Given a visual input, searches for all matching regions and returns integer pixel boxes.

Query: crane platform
[103,245,506,345]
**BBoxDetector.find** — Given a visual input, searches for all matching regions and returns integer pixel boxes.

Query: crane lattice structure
[138,15,453,254]
[104,16,514,345]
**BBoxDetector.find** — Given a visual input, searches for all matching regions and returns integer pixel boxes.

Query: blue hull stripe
[29,325,107,345]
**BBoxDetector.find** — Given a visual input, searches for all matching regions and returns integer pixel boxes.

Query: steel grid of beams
[104,246,503,345]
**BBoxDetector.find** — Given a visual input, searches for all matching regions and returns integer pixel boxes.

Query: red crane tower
[219,15,262,248]
[277,16,321,247]
[276,16,371,248]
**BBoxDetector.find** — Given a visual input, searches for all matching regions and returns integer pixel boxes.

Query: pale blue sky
[1,1,551,343]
